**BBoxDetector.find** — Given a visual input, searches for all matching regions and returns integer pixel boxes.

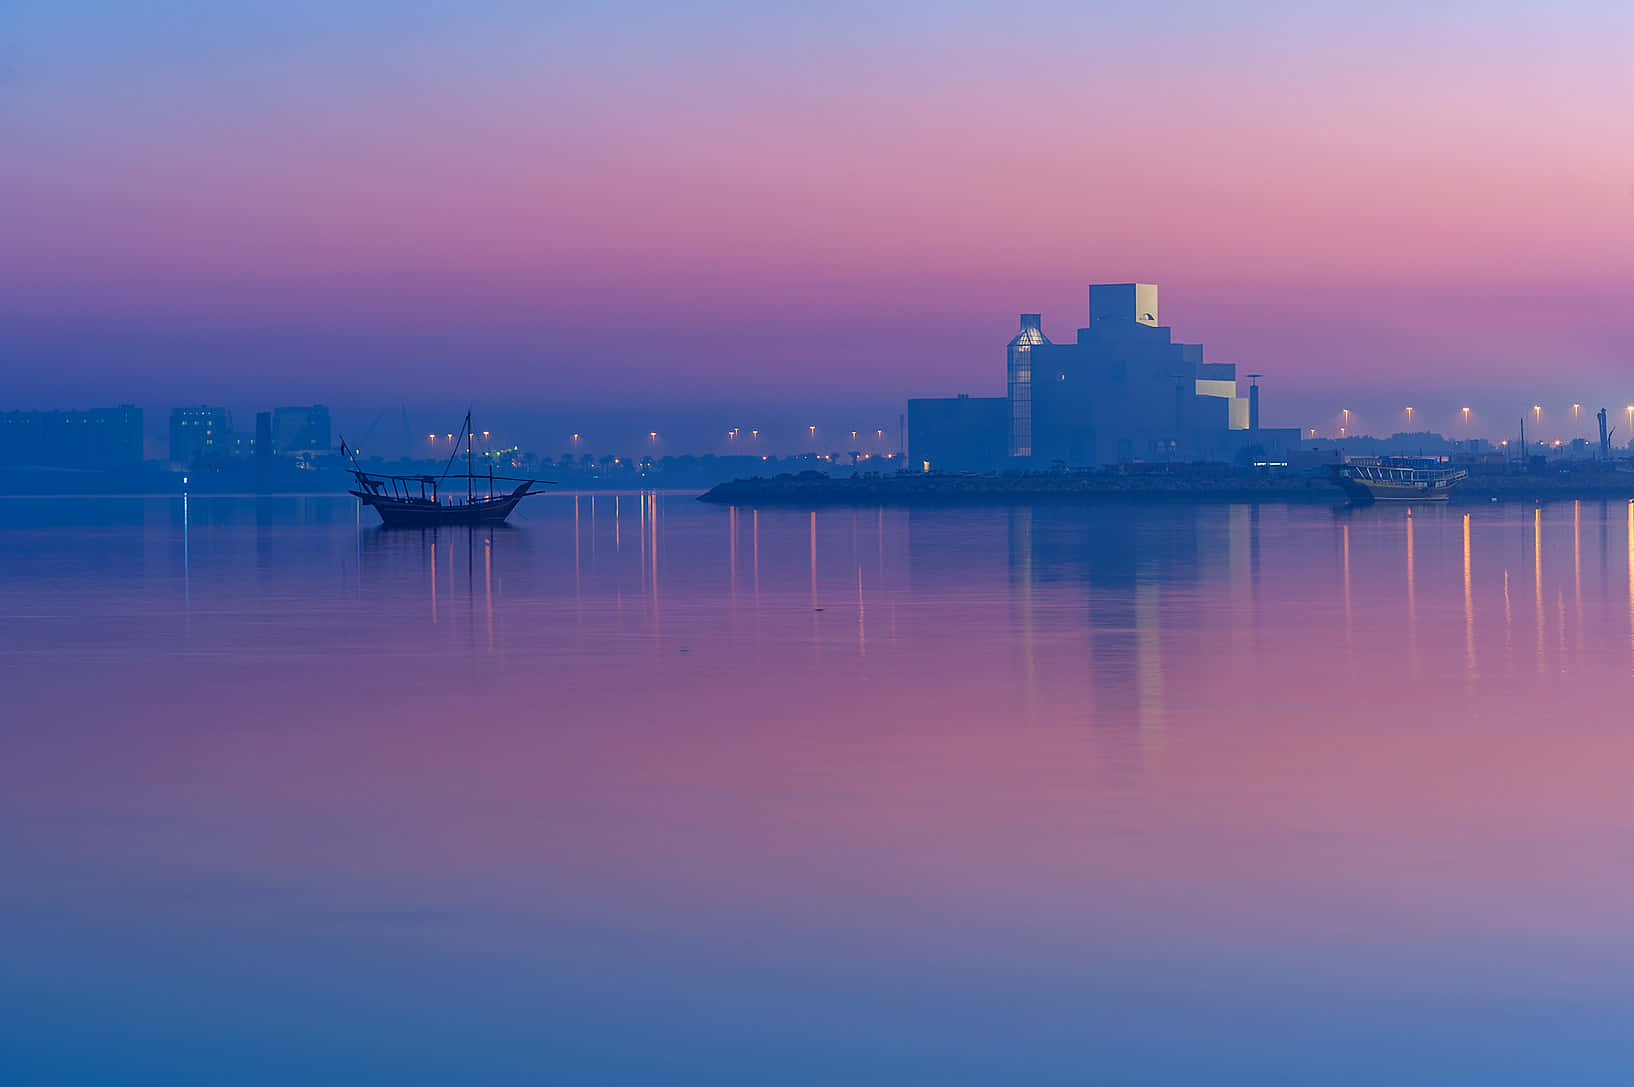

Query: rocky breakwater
[700,468,1345,506]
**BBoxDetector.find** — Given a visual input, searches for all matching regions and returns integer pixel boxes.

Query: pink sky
[4,1,1633,412]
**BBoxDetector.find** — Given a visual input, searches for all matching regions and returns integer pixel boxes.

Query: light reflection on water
[5,494,1634,1084]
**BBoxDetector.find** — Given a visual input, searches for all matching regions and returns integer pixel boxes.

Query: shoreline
[700,470,1634,507]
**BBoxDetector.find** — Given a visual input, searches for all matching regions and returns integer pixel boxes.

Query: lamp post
[1461,407,1470,426]
[1405,406,1414,427]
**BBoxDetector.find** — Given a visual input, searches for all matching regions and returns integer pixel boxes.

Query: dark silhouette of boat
[342,413,553,526]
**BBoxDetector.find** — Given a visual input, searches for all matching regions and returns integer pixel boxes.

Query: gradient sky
[4,0,1633,416]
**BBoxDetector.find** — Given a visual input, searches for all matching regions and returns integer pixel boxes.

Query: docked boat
[342,413,553,526]
[1330,457,1467,503]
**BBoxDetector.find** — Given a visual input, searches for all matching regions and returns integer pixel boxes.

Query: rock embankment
[700,470,1344,506]
[700,469,1634,506]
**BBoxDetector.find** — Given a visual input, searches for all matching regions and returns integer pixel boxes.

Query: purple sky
[4,0,1633,445]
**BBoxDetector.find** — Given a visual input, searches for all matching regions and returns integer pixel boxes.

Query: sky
[3,0,1633,437]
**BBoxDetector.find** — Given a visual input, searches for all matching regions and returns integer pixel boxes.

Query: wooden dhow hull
[1333,478,1455,502]
[351,482,532,526]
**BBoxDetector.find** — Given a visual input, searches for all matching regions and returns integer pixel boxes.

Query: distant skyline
[5,1,1632,408]
[45,396,1634,462]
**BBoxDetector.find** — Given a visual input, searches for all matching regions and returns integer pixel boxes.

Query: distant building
[271,405,331,453]
[907,394,1008,473]
[255,412,273,460]
[1006,314,1049,457]
[169,406,232,466]
[910,283,1298,471]
[0,405,143,470]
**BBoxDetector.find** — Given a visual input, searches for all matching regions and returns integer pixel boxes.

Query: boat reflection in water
[1331,456,1467,503]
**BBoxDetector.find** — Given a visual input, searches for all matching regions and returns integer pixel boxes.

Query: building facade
[271,405,331,453]
[0,406,143,470]
[910,283,1297,471]
[907,394,1008,474]
[1006,314,1049,457]
[169,406,233,466]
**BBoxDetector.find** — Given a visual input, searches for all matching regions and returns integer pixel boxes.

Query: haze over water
[6,494,1634,1084]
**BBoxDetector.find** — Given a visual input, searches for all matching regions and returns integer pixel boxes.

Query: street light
[1405,406,1414,426]
[1462,407,1470,425]
[1533,405,1541,422]
[1573,404,1581,422]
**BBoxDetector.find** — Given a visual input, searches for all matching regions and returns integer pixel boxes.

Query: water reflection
[1406,508,1418,675]
[181,491,191,623]
[1341,522,1353,665]
[1533,506,1546,673]
[1010,506,1037,717]
[1463,513,1477,682]
[14,496,1634,1083]
[1133,561,1166,769]
[101,495,1634,702]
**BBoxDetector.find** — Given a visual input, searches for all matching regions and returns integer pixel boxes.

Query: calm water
[5,493,1634,1084]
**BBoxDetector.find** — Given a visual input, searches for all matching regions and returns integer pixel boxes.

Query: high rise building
[0,405,143,470]
[169,406,232,466]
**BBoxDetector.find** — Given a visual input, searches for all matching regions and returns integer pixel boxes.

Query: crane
[354,411,384,456]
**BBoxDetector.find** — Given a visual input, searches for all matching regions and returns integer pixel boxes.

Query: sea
[5,492,1634,1085]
